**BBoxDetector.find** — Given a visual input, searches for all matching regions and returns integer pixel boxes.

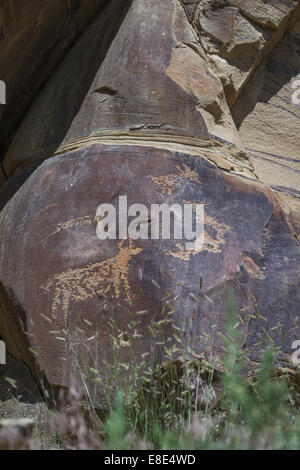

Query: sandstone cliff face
[183,0,300,214]
[0,0,299,406]
[0,0,109,161]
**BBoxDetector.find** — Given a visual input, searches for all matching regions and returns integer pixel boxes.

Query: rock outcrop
[0,0,109,163]
[0,0,299,406]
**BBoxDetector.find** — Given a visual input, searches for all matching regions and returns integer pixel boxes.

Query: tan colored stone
[192,0,300,106]
[232,18,300,200]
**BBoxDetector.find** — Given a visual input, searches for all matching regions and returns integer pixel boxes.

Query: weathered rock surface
[0,0,109,164]
[183,1,300,105]
[232,16,300,203]
[0,350,42,403]
[2,0,241,177]
[0,0,299,404]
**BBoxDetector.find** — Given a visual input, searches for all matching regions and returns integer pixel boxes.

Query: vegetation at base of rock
[0,292,299,450]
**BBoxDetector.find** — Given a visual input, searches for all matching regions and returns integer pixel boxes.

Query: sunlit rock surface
[0,0,299,405]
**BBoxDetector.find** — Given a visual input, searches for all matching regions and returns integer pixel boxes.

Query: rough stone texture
[1,143,299,405]
[232,17,300,202]
[0,0,109,160]
[228,0,299,29]
[184,0,300,106]
[0,350,42,403]
[0,0,299,404]
[2,0,241,177]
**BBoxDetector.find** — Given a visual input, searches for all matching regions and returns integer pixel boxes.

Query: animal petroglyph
[168,213,232,259]
[43,239,143,321]
[148,163,201,195]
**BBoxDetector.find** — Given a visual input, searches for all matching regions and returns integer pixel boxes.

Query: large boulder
[0,0,299,405]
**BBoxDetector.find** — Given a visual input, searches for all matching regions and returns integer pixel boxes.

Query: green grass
[1,290,299,449]
[100,291,300,450]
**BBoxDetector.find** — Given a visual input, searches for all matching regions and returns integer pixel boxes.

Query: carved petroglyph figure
[0,0,299,404]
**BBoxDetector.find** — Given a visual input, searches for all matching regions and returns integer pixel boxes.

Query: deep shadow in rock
[232,27,300,128]
[0,0,133,209]
[0,351,42,404]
